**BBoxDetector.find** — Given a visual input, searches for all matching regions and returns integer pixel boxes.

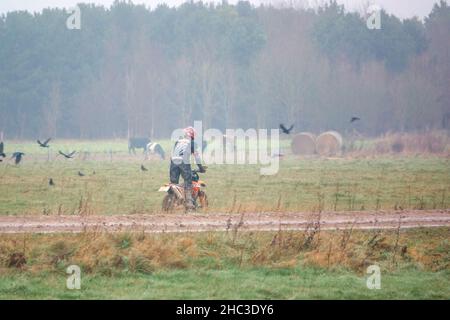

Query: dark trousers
[170,161,192,190]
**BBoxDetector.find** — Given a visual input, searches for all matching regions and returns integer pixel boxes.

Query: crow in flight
[279,124,294,134]
[141,164,148,171]
[37,138,51,148]
[11,152,25,165]
[58,150,76,159]
[350,117,361,123]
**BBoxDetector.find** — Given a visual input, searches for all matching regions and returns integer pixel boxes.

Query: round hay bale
[316,131,343,156]
[291,132,316,155]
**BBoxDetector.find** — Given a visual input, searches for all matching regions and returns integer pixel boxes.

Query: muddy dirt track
[0,209,449,234]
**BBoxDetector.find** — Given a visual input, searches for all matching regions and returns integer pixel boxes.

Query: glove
[197,164,206,173]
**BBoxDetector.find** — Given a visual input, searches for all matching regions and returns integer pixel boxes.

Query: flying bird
[78,171,85,177]
[279,124,294,134]
[11,152,25,165]
[350,117,361,123]
[37,138,51,148]
[141,164,148,171]
[58,150,76,159]
[49,178,55,186]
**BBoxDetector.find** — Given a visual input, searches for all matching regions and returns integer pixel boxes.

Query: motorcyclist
[170,126,206,210]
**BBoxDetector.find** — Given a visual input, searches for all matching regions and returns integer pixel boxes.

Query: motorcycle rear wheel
[162,194,176,212]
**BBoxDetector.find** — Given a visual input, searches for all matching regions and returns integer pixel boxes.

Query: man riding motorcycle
[170,127,206,210]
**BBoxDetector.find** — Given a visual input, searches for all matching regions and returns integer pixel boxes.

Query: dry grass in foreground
[0,227,448,276]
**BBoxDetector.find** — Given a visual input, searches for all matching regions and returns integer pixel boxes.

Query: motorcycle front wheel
[198,191,208,209]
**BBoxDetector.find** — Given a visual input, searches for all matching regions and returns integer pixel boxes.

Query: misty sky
[0,0,443,19]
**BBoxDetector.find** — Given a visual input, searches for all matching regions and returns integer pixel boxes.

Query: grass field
[1,268,448,299]
[0,140,449,299]
[1,140,449,215]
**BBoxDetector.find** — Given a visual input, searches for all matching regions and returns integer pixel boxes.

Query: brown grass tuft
[8,252,27,268]
[373,131,449,155]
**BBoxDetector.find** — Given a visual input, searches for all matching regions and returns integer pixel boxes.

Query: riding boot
[184,187,195,211]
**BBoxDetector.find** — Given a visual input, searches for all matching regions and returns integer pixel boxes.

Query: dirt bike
[158,169,208,212]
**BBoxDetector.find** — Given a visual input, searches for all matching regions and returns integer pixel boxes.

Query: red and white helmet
[183,126,196,139]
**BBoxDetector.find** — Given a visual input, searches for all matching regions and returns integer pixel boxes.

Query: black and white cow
[146,142,165,159]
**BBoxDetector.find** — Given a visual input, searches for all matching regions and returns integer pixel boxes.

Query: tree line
[0,0,449,139]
